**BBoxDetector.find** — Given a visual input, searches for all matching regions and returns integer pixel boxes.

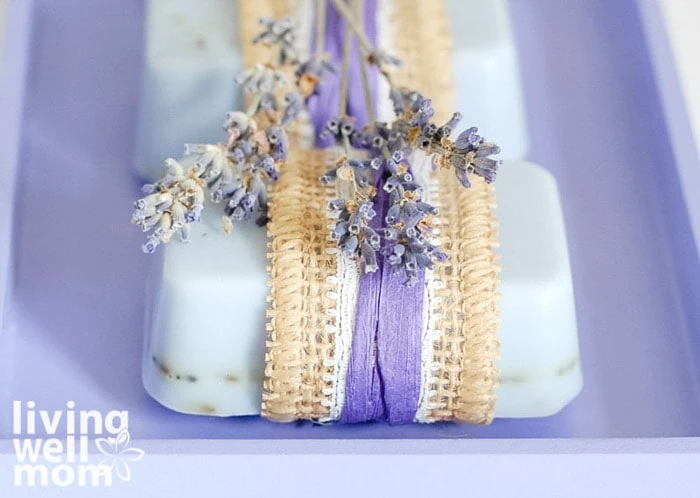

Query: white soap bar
[137,0,529,181]
[450,0,529,160]
[143,208,268,416]
[495,162,582,417]
[143,161,581,418]
[136,0,243,180]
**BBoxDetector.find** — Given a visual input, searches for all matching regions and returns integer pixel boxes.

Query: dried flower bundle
[131,17,334,253]
[323,89,500,286]
[131,1,501,286]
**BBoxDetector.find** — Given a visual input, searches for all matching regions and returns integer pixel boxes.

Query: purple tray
[1,0,699,442]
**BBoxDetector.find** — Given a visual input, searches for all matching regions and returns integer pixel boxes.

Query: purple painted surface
[637,0,700,367]
[0,0,33,330]
[1,0,700,441]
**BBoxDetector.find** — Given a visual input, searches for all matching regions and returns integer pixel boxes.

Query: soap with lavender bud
[142,160,582,418]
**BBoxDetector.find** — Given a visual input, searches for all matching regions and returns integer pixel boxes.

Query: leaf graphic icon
[115,429,130,452]
[116,459,132,482]
[121,447,145,462]
[95,437,116,457]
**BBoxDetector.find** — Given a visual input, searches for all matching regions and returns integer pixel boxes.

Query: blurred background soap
[137,0,242,180]
[495,161,582,417]
[143,160,581,418]
[450,0,529,160]
[137,0,529,180]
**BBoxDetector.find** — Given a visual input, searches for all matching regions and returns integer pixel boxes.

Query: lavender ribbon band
[310,0,425,424]
[339,176,425,425]
[376,255,424,424]
[340,178,387,423]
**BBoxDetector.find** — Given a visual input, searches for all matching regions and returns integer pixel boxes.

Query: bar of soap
[142,161,582,418]
[495,162,582,417]
[143,211,268,417]
[136,0,243,180]
[451,0,529,160]
[137,0,529,180]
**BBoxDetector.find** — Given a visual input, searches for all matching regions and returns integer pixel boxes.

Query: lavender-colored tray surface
[1,0,699,440]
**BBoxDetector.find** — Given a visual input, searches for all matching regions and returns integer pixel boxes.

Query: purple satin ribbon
[311,0,425,424]
[340,178,387,422]
[340,175,425,425]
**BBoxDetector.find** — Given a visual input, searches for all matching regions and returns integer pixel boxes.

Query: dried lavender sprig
[380,224,446,287]
[134,17,333,253]
[377,152,444,286]
[329,199,381,272]
[294,57,336,98]
[319,115,363,149]
[236,65,288,115]
[381,86,502,187]
[253,17,297,65]
[329,0,401,80]
[423,124,501,187]
[311,10,501,286]
[132,159,204,253]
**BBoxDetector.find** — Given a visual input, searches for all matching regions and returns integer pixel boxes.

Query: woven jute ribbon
[242,0,501,424]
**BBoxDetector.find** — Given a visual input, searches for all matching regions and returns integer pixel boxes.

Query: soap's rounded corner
[494,362,584,419]
[516,161,560,191]
[537,373,584,419]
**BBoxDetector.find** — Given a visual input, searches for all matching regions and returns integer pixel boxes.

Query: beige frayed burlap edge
[240,0,341,422]
[386,0,502,424]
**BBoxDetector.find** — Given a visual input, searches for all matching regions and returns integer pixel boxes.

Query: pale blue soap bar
[143,161,582,418]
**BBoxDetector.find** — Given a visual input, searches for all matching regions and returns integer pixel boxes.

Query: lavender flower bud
[363,227,381,249]
[179,224,191,243]
[404,251,417,272]
[142,238,159,254]
[383,227,398,241]
[357,201,375,219]
[361,242,378,273]
[385,204,401,225]
[472,156,500,184]
[341,235,359,256]
[390,87,405,115]
[455,168,471,189]
[332,222,349,240]
[348,212,362,234]
[454,126,481,151]
[416,202,438,215]
[383,176,400,193]
[328,199,346,212]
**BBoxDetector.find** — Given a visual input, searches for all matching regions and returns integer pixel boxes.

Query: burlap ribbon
[243,0,501,424]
